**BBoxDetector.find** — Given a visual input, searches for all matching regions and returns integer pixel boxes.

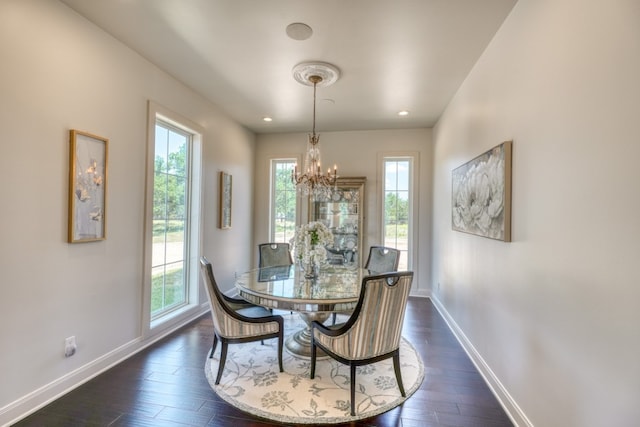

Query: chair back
[364,246,400,272]
[327,271,413,359]
[258,243,293,267]
[200,257,276,339]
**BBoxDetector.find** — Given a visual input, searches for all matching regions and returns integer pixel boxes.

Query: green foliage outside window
[383,158,412,270]
[152,123,189,317]
[273,161,297,242]
[154,143,187,220]
[384,192,409,225]
[151,267,184,313]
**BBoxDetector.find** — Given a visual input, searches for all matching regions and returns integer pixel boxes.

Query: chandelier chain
[291,74,338,200]
[312,77,317,138]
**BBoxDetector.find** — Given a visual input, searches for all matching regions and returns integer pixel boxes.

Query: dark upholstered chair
[258,242,294,313]
[310,271,413,416]
[364,246,401,273]
[200,257,284,385]
[222,243,292,304]
[258,242,293,267]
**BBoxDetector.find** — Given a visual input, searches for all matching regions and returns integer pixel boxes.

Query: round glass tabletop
[235,264,367,313]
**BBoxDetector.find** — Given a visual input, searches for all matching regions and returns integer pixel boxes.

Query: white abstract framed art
[68,129,108,243]
[219,171,232,229]
[452,141,512,242]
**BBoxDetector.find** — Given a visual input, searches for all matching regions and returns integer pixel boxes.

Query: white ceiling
[60,0,517,134]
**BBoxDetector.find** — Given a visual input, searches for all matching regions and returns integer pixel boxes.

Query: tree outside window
[271,160,297,243]
[383,158,412,270]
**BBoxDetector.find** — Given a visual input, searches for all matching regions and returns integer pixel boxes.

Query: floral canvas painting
[451,141,512,241]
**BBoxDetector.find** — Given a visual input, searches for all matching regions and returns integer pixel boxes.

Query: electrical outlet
[65,336,77,357]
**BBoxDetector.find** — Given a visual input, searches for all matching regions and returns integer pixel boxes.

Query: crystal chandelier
[291,62,340,200]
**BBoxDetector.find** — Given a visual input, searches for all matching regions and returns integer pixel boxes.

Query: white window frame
[269,158,298,243]
[377,152,419,271]
[143,101,203,336]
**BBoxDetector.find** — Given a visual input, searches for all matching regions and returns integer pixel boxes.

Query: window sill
[149,303,203,336]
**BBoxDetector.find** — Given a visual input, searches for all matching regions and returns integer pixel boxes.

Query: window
[270,159,297,243]
[148,113,202,322]
[151,122,189,318]
[383,157,413,270]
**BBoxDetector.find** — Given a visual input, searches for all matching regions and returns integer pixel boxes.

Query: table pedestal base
[285,312,330,359]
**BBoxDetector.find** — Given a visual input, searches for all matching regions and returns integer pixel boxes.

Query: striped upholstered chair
[331,245,401,325]
[200,257,284,384]
[310,271,413,416]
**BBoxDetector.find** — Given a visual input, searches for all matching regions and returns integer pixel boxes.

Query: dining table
[234,263,370,358]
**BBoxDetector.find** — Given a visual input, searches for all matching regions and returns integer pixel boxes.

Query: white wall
[0,1,255,424]
[432,0,640,426]
[255,129,433,295]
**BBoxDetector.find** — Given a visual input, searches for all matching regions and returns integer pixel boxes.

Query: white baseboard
[410,289,430,298]
[0,337,142,427]
[429,296,534,427]
[1,308,209,427]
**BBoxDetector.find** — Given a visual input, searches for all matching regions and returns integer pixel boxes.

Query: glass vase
[302,249,320,279]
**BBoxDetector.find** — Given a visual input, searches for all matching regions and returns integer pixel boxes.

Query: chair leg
[350,363,356,416]
[209,335,218,359]
[393,352,406,397]
[215,341,228,385]
[277,332,284,372]
[310,342,317,379]
[332,312,337,325]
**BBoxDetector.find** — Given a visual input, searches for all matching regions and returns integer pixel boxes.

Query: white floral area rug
[204,314,424,425]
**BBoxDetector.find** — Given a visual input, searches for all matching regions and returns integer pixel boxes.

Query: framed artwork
[452,140,512,242]
[68,130,108,243]
[219,171,232,229]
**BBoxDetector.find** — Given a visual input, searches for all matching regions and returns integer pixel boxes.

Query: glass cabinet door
[309,177,365,266]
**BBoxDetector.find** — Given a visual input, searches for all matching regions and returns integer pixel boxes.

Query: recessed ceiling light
[398,110,409,116]
[286,23,313,41]
[263,117,273,122]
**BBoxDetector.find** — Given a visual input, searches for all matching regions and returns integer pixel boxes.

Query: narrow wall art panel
[219,171,232,229]
[68,130,108,243]
[452,141,512,242]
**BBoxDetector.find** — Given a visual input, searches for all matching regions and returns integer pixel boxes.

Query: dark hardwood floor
[13,298,513,426]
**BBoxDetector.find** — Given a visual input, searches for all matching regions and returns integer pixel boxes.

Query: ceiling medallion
[292,62,340,87]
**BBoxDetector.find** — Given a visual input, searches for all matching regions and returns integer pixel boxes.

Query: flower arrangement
[290,221,334,277]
